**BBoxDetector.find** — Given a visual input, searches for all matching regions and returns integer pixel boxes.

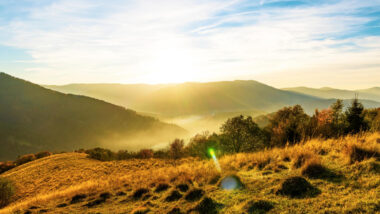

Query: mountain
[284,86,380,102]
[0,73,187,161]
[46,81,380,119]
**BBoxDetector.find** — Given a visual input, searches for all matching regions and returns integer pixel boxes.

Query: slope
[0,72,187,161]
[1,133,379,213]
[284,86,380,102]
[47,80,338,116]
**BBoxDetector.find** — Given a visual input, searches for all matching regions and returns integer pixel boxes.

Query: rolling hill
[0,73,187,161]
[46,81,380,118]
[1,133,379,213]
[284,86,380,102]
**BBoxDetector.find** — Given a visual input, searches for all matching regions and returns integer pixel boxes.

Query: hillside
[1,133,379,213]
[47,81,380,118]
[284,86,380,102]
[0,73,187,161]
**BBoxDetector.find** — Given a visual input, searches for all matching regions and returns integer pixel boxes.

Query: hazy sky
[0,0,379,89]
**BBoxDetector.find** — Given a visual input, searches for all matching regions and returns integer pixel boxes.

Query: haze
[1,0,380,89]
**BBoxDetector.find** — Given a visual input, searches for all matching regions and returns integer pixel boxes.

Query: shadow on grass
[276,176,321,199]
[302,164,345,183]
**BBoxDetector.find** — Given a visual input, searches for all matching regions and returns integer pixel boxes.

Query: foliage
[169,139,185,159]
[0,178,15,208]
[345,98,368,134]
[15,154,36,166]
[186,133,222,159]
[137,149,154,159]
[0,162,16,174]
[0,72,185,161]
[35,151,52,159]
[86,148,116,161]
[220,115,267,153]
[267,105,310,147]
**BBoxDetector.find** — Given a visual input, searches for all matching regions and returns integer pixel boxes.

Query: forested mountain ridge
[0,72,187,160]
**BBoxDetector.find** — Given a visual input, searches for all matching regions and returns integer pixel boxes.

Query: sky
[0,0,379,89]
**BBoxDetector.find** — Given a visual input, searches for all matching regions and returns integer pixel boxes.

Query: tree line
[84,98,380,161]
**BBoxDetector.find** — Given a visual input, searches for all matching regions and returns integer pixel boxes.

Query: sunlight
[144,46,196,84]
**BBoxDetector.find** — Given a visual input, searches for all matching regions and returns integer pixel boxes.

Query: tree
[330,99,345,136]
[220,115,266,153]
[345,98,368,134]
[267,105,310,147]
[186,132,222,159]
[169,139,185,159]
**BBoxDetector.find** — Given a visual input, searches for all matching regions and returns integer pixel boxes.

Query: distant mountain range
[46,81,380,117]
[283,86,380,102]
[0,73,187,160]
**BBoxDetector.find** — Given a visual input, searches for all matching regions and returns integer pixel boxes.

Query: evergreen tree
[345,98,368,134]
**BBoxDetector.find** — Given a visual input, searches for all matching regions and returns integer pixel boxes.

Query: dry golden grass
[0,132,379,213]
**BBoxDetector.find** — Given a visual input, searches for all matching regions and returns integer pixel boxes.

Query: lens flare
[220,175,243,190]
[208,148,221,172]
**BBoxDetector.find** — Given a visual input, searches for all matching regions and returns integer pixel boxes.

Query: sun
[144,47,196,84]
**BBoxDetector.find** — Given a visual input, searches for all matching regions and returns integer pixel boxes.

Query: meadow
[0,133,379,213]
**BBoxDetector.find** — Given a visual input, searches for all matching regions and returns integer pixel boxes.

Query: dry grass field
[0,133,379,214]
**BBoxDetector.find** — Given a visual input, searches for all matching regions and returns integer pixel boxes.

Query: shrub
[169,139,185,159]
[0,178,15,208]
[35,151,52,159]
[276,176,320,198]
[86,148,115,161]
[116,150,132,160]
[292,151,315,169]
[15,154,36,165]
[345,144,380,164]
[301,159,330,179]
[0,162,16,174]
[186,133,222,159]
[153,149,170,159]
[137,149,154,159]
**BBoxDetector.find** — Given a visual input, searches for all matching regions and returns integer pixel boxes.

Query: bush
[345,144,380,164]
[137,149,154,159]
[35,151,52,159]
[153,149,170,159]
[169,139,185,159]
[86,148,115,161]
[0,162,16,174]
[116,150,132,160]
[301,159,327,179]
[276,176,320,198]
[15,154,36,165]
[186,133,222,159]
[0,178,15,208]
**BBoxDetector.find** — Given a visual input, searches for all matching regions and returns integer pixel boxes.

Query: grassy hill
[284,86,380,102]
[0,133,379,213]
[0,73,187,161]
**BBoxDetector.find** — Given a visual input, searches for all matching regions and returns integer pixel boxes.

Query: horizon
[0,0,380,89]
[1,71,379,91]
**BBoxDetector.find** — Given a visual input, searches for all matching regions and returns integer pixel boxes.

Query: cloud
[0,0,379,88]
